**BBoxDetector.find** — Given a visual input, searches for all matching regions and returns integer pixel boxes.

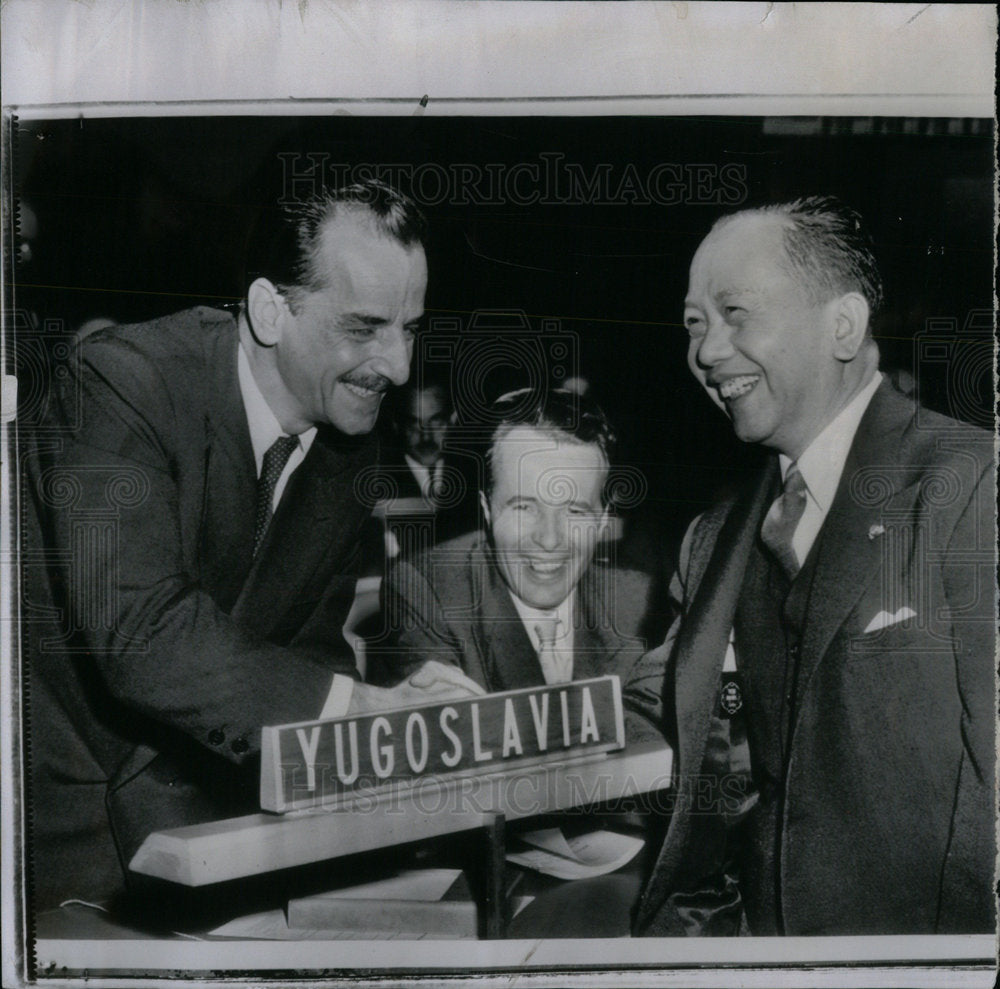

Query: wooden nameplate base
[130,741,671,886]
[129,677,671,887]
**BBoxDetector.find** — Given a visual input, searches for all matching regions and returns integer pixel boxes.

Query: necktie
[254,435,299,555]
[534,617,571,684]
[422,459,444,504]
[760,463,808,579]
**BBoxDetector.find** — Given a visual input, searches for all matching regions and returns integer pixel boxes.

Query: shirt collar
[404,453,441,479]
[237,341,316,473]
[779,371,882,512]
[508,589,575,647]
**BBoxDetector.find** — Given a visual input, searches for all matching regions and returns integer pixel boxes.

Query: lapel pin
[868,524,885,540]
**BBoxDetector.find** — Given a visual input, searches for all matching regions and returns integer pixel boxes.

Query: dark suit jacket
[368,446,427,501]
[626,381,996,935]
[371,445,480,546]
[379,531,660,691]
[21,308,375,908]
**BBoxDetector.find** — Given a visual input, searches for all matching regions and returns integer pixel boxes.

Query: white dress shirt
[237,341,353,719]
[727,372,883,676]
[778,371,883,568]
[508,591,576,685]
[237,343,316,503]
[404,453,445,504]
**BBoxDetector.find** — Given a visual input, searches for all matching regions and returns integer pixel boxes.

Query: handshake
[348,660,485,715]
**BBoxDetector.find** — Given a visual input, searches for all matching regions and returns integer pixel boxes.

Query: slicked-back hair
[483,388,617,506]
[716,195,884,326]
[243,179,427,311]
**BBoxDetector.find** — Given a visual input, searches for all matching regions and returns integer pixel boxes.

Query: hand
[407,660,486,697]
[349,661,485,715]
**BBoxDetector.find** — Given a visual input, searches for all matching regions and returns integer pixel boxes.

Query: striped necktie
[534,617,571,684]
[254,434,299,554]
[760,463,808,579]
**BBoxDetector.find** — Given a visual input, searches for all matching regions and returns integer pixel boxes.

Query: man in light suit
[626,196,995,936]
[380,388,658,692]
[22,180,481,911]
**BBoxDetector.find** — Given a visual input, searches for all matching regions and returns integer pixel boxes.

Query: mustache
[341,372,391,393]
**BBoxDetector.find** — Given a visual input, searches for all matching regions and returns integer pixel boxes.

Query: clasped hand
[349,660,485,715]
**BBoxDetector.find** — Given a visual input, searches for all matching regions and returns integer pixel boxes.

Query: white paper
[207,909,330,941]
[302,868,462,902]
[207,869,466,939]
[506,828,644,880]
[207,908,475,941]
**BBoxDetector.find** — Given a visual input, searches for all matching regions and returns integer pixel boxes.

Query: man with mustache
[381,388,656,693]
[626,196,995,936]
[391,379,453,505]
[22,180,482,912]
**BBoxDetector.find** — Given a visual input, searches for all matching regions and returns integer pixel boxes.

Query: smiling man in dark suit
[381,388,657,693]
[22,180,482,910]
[626,196,996,936]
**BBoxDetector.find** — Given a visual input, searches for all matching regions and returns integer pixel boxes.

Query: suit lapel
[793,382,922,708]
[573,565,632,681]
[675,462,778,778]
[476,544,545,690]
[231,427,373,638]
[199,325,257,611]
[573,626,606,681]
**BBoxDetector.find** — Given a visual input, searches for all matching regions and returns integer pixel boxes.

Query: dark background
[11,115,995,557]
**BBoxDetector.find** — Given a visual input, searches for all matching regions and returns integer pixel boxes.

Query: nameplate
[260,676,624,813]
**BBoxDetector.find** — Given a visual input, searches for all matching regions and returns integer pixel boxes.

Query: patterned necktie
[534,617,571,684]
[254,435,299,555]
[760,463,808,580]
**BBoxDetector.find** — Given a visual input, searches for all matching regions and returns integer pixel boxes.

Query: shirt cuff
[319,673,354,720]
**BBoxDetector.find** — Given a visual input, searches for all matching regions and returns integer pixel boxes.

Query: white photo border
[2,2,997,986]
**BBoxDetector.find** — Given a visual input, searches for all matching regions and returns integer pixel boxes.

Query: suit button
[789,643,800,658]
[208,728,225,746]
[231,737,250,755]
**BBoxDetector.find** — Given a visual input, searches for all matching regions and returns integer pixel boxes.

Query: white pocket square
[863,607,917,634]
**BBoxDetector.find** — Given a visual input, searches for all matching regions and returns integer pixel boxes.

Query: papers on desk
[304,867,463,901]
[207,907,475,941]
[207,867,536,940]
[287,868,477,937]
[506,827,644,880]
[208,908,332,940]
[209,869,484,940]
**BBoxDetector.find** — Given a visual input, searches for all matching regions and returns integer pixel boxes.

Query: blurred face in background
[482,425,608,611]
[400,385,450,467]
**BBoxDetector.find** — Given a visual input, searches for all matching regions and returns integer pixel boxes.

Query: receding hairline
[705,208,792,248]
[487,423,610,488]
[315,203,427,256]
[699,209,842,305]
[302,205,428,296]
[690,211,799,288]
